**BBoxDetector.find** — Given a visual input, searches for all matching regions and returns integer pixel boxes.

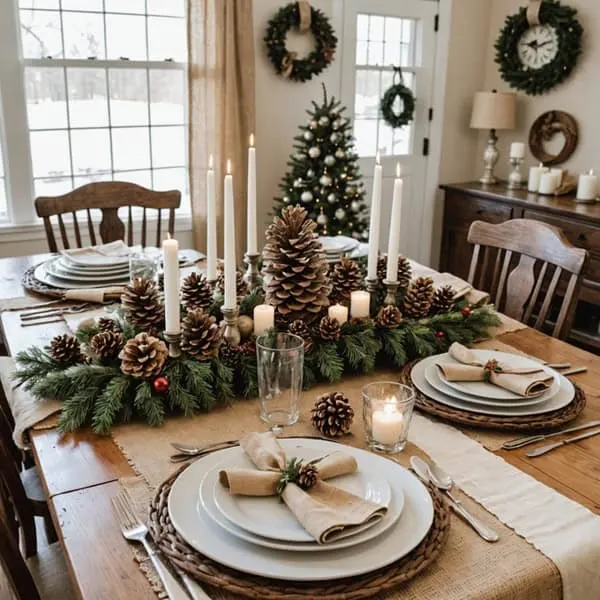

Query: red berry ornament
[435,331,445,339]
[462,306,472,318]
[152,376,169,394]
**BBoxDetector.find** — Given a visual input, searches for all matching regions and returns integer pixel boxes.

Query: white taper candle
[386,163,403,282]
[247,134,257,254]
[223,160,236,309]
[367,153,383,281]
[206,155,217,281]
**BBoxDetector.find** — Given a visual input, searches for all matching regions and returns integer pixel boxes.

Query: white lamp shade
[470,91,517,130]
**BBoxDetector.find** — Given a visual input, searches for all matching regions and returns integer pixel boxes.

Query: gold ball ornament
[238,315,254,340]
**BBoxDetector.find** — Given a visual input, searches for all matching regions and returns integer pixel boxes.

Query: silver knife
[503,419,600,450]
[182,574,211,599]
[526,428,600,457]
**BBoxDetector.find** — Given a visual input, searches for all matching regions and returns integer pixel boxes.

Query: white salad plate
[211,448,394,543]
[168,438,434,581]
[54,257,130,275]
[319,236,359,254]
[34,260,128,289]
[46,259,130,282]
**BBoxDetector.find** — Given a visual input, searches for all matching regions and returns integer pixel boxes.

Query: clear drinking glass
[363,382,416,453]
[256,332,304,432]
[129,247,160,282]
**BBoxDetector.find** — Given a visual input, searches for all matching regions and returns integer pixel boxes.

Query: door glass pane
[369,16,384,41]
[67,68,108,128]
[147,17,186,61]
[70,129,111,176]
[367,42,383,66]
[147,0,185,17]
[34,177,73,197]
[30,130,71,178]
[109,69,149,126]
[377,121,394,157]
[112,128,150,170]
[62,12,105,59]
[105,0,145,13]
[114,169,152,188]
[20,10,63,58]
[25,67,68,130]
[149,70,185,125]
[62,0,102,9]
[353,120,377,157]
[19,0,59,8]
[153,167,187,193]
[106,14,147,59]
[355,70,380,119]
[151,126,185,168]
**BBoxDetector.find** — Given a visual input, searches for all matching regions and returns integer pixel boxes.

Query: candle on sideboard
[509,142,526,159]
[576,170,598,202]
[247,134,257,255]
[162,234,180,334]
[386,163,403,282]
[538,172,557,195]
[528,163,547,193]
[253,304,275,335]
[328,303,348,325]
[350,290,370,319]
[372,402,404,446]
[223,160,237,310]
[206,154,217,281]
[550,168,563,189]
[367,153,383,281]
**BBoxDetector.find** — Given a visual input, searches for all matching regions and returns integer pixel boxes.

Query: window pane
[0,181,6,216]
[153,167,187,193]
[369,16,384,41]
[355,70,380,119]
[353,120,377,157]
[147,0,185,17]
[114,170,152,188]
[356,15,369,41]
[109,69,149,126]
[151,126,185,168]
[385,17,403,42]
[392,127,410,156]
[367,42,383,66]
[67,68,108,128]
[20,10,63,58]
[70,129,111,176]
[26,67,68,129]
[112,128,150,170]
[384,41,401,67]
[34,177,73,197]
[147,17,186,61]
[62,0,102,9]
[355,41,367,66]
[19,0,59,8]
[149,70,184,125]
[105,0,145,13]
[30,131,71,178]
[62,12,105,59]
[377,121,394,157]
[106,14,147,60]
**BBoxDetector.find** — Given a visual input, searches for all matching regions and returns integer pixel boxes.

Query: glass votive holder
[362,382,416,454]
[129,248,160,283]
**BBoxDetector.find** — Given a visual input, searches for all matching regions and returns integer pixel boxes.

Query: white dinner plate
[212,449,393,543]
[319,236,359,254]
[34,261,128,289]
[54,257,130,275]
[199,464,403,552]
[433,349,559,400]
[47,259,130,282]
[424,361,558,408]
[411,359,574,416]
[168,438,434,581]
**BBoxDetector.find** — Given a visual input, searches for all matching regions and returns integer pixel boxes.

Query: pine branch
[91,375,131,434]
[211,359,234,404]
[182,358,215,412]
[311,341,344,383]
[58,389,98,433]
[377,327,408,367]
[75,323,100,345]
[239,287,265,316]
[13,347,65,387]
[133,381,165,427]
[239,352,258,398]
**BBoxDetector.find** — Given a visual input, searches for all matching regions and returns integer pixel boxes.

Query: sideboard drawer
[445,192,514,227]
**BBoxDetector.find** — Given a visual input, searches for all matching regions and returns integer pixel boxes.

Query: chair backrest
[467,219,588,339]
[35,181,181,252]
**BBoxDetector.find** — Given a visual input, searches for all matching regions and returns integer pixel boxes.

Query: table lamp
[470,90,517,185]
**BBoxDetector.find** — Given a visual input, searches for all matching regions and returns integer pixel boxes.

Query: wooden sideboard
[439,182,600,351]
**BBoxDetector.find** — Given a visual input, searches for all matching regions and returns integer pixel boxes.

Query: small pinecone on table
[377,255,412,289]
[297,463,318,490]
[376,305,403,328]
[181,309,223,361]
[329,257,363,306]
[216,263,248,299]
[49,334,83,364]
[181,272,214,312]
[121,277,164,331]
[90,331,125,360]
[288,319,313,352]
[97,317,121,333]
[119,333,168,379]
[311,392,354,438]
[318,316,341,342]
[219,343,241,369]
[402,276,434,320]
[432,285,456,314]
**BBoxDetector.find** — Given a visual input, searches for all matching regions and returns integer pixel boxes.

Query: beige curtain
[188,0,255,264]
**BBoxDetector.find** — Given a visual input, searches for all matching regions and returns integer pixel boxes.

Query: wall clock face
[517,25,559,70]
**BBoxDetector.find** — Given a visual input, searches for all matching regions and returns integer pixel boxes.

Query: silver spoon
[410,456,500,543]
[170,439,238,455]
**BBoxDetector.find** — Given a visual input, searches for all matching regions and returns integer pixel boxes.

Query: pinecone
[432,285,456,314]
[329,258,363,306]
[181,309,223,361]
[376,305,403,328]
[288,319,313,352]
[377,255,412,288]
[219,343,242,369]
[121,277,164,331]
[311,392,354,437]
[264,206,330,325]
[297,463,319,490]
[90,331,125,360]
[49,334,83,364]
[119,333,168,379]
[181,272,214,312]
[402,277,434,319]
[318,316,341,341]
[216,263,248,299]
[97,317,121,333]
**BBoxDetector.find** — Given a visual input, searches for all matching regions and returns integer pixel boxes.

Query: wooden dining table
[1,253,600,599]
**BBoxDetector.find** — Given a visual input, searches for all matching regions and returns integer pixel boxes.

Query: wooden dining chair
[35,181,181,252]
[467,219,588,340]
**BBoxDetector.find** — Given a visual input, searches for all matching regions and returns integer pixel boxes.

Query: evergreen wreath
[380,67,416,128]
[494,0,583,96]
[264,1,337,83]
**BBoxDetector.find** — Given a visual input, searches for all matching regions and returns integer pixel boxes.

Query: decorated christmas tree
[273,85,368,239]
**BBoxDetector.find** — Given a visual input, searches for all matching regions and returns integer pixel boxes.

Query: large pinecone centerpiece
[119,333,168,379]
[181,309,223,361]
[311,392,354,437]
[263,206,330,325]
[329,257,362,306]
[49,334,83,364]
[121,277,164,332]
[181,272,214,312]
[377,255,412,289]
[402,276,434,319]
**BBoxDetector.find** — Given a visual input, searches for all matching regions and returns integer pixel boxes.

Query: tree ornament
[330,133,340,143]
[308,146,321,158]
[283,195,291,203]
[335,149,345,159]
[264,206,330,325]
[216,263,248,300]
[436,331,445,339]
[90,331,125,360]
[377,255,412,289]
[332,119,340,130]
[318,116,330,126]
[311,392,354,437]
[98,317,121,333]
[238,315,254,340]
[181,309,223,361]
[380,67,416,128]
[375,305,403,328]
[402,277,434,319]
[304,130,313,141]
[309,119,317,128]
[293,178,303,188]
[301,190,313,202]
[181,272,214,312]
[324,155,335,166]
[334,208,346,220]
[316,208,328,226]
[121,278,164,332]
[307,168,315,177]
[432,285,456,314]
[329,257,363,306]
[319,174,332,186]
[49,334,83,364]
[119,333,168,379]
[318,315,341,341]
[462,306,472,318]
[288,319,313,352]
[327,193,336,203]
[152,376,169,394]
[351,200,360,212]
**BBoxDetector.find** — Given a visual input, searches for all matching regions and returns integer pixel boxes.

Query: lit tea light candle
[328,303,348,325]
[254,304,275,335]
[372,402,404,446]
[350,291,370,319]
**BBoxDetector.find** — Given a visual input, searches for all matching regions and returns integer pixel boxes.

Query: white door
[341,0,438,261]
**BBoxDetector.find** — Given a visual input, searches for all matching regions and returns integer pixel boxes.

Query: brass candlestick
[243,252,261,291]
[163,331,182,358]
[383,280,400,306]
[364,277,378,315]
[222,306,241,346]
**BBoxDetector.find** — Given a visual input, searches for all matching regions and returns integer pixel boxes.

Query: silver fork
[112,491,191,600]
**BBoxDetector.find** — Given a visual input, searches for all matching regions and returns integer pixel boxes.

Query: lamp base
[480,129,499,186]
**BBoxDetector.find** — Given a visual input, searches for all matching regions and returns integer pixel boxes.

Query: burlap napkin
[436,342,553,397]
[63,287,125,303]
[218,432,387,544]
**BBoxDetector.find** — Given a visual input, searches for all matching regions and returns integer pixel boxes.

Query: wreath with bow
[380,67,416,129]
[264,1,337,83]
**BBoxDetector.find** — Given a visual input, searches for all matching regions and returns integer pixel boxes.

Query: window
[0,0,188,225]
[0,128,6,217]
[353,14,417,158]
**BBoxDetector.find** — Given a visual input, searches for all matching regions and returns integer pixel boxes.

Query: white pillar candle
[538,172,557,195]
[350,290,370,319]
[510,142,526,159]
[550,168,563,189]
[223,160,237,310]
[366,153,383,281]
[372,402,404,446]
[576,171,598,202]
[162,235,180,334]
[247,134,257,255]
[527,163,547,193]
[206,155,217,281]
[253,304,275,335]
[386,163,403,282]
[328,303,348,325]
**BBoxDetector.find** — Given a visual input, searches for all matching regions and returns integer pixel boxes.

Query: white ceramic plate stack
[167,438,435,581]
[410,349,575,417]
[319,236,360,264]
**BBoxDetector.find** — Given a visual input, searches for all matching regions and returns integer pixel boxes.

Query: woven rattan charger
[148,442,451,600]
[400,361,586,432]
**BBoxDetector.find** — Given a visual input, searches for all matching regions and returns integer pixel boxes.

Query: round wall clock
[494,1,583,96]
